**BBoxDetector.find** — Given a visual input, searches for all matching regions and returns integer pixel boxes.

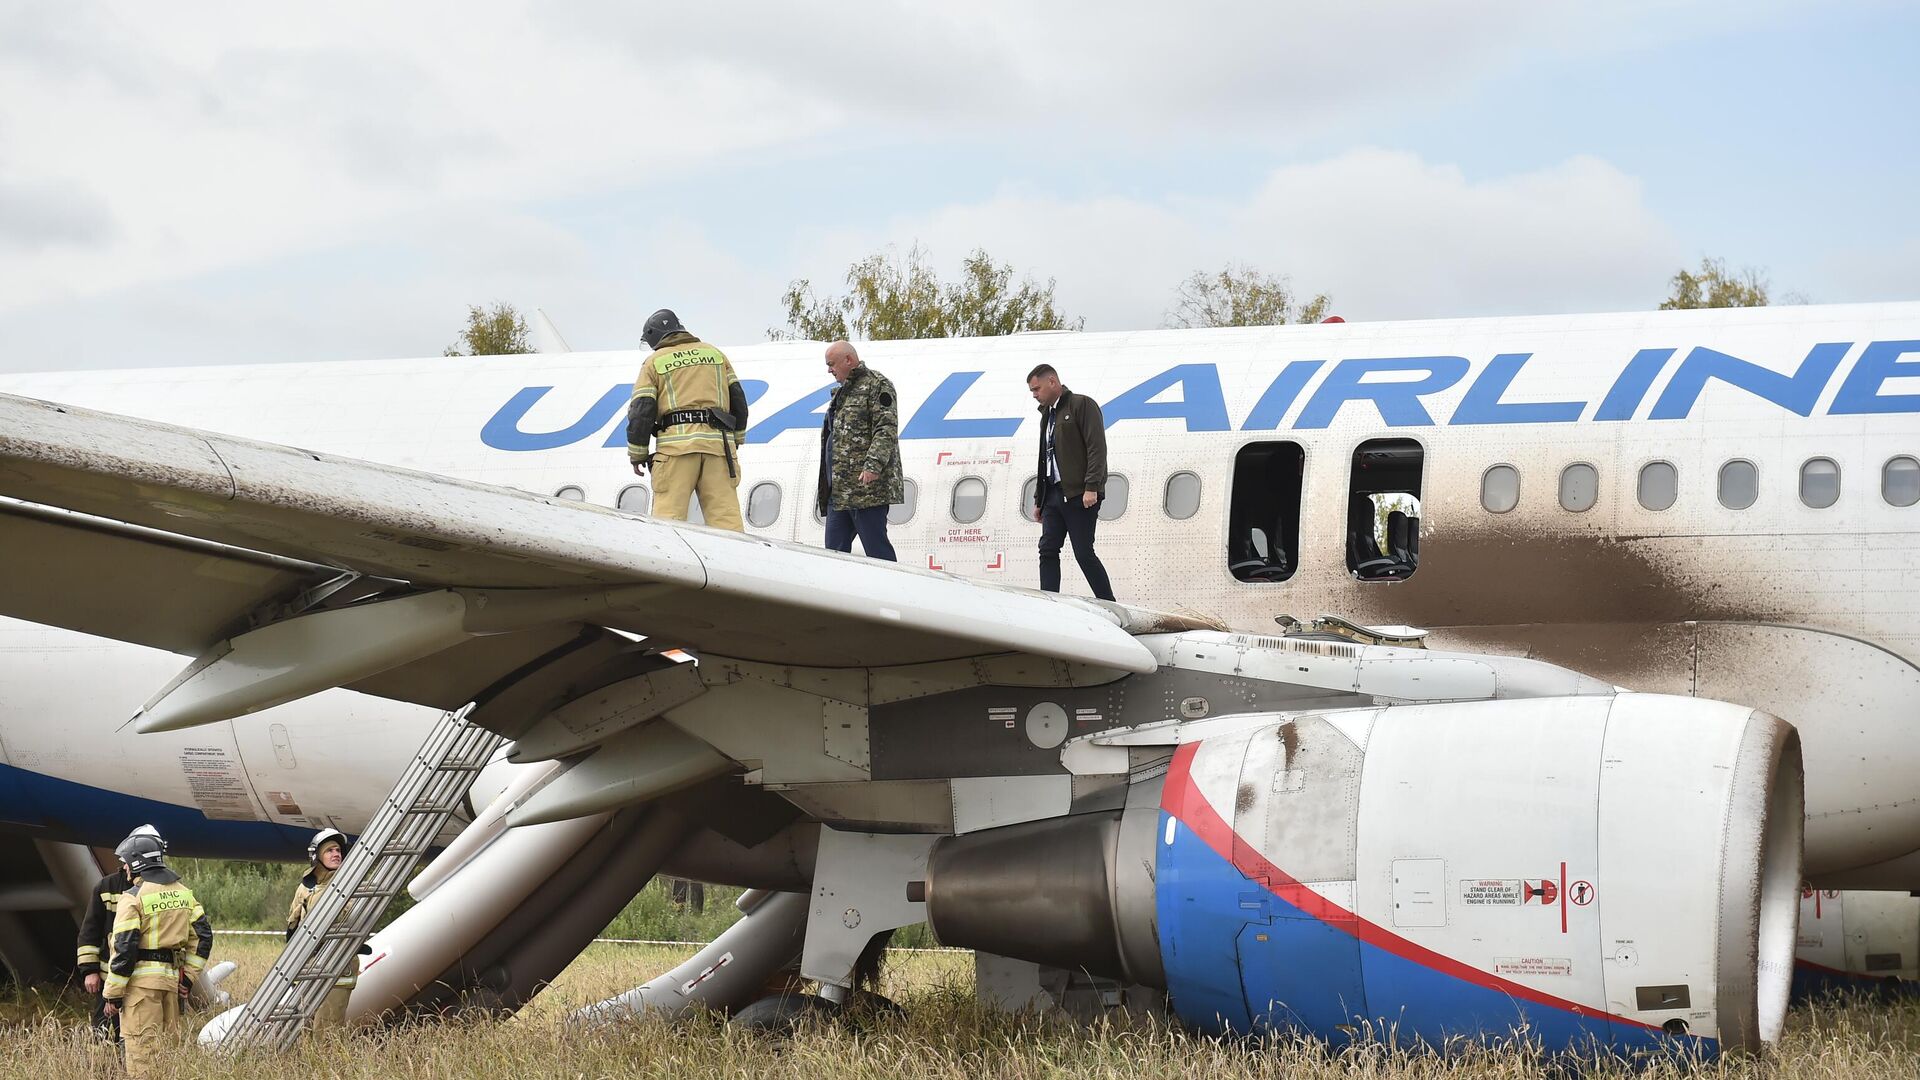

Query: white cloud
[0,3,840,312]
[0,1,1880,370]
[786,149,1681,330]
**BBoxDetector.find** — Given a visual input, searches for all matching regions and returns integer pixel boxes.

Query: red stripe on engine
[1159,742,1665,1034]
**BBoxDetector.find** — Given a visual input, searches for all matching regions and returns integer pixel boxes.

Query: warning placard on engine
[1460,879,1523,906]
[1494,956,1573,977]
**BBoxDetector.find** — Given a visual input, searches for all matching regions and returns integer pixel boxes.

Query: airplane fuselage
[3,303,1918,881]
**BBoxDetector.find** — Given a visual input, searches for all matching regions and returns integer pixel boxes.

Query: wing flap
[0,497,344,654]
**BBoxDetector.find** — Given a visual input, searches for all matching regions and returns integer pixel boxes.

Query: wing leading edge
[0,393,1171,688]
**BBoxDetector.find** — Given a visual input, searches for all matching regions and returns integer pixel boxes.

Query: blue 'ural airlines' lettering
[1831,340,1920,414]
[476,341,1920,451]
[1449,354,1583,425]
[1649,343,1850,419]
[1592,349,1676,421]
[1295,357,1470,429]
[482,384,627,452]
[900,372,1024,440]
[744,383,832,445]
[1101,364,1231,431]
[1240,360,1324,430]
[480,381,770,452]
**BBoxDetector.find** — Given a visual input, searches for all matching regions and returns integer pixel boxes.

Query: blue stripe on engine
[1155,811,1712,1058]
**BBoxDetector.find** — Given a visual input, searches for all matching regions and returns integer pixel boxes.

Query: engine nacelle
[926,694,1803,1057]
[1793,888,1920,998]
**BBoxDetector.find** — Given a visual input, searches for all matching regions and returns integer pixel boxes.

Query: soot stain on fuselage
[1370,528,1790,630]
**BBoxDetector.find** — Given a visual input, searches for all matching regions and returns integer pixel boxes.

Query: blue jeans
[825,505,897,561]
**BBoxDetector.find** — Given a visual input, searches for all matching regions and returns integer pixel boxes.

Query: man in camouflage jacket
[817,341,902,560]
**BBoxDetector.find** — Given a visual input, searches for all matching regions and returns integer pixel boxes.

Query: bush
[174,860,938,946]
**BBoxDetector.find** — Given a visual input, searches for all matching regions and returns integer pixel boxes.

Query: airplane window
[616,484,651,515]
[1022,476,1041,522]
[1098,475,1129,521]
[1347,439,1422,581]
[1229,442,1304,583]
[554,485,586,502]
[1480,464,1519,514]
[1884,456,1920,507]
[1637,461,1678,511]
[1718,460,1758,510]
[952,477,987,524]
[1558,463,1598,513]
[1164,471,1202,520]
[889,479,918,525]
[746,482,782,528]
[1800,457,1840,509]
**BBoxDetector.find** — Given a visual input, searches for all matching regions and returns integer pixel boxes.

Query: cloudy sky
[1,1,1914,371]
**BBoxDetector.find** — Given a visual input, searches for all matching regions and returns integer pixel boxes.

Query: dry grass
[4,937,1916,1078]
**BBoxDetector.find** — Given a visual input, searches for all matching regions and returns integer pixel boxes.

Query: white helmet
[308,828,348,864]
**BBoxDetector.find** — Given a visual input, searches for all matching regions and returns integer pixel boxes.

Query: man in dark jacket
[1027,364,1115,601]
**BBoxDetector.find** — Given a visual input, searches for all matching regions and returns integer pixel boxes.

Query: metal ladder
[220,706,503,1053]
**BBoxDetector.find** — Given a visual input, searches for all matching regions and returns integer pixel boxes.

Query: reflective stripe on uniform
[76,945,101,964]
[642,343,738,458]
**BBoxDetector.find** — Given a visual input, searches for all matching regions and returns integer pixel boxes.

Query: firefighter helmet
[308,828,348,864]
[642,308,687,350]
[122,823,166,853]
[114,832,168,876]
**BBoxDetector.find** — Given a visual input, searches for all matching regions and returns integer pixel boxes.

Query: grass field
[4,936,1917,1079]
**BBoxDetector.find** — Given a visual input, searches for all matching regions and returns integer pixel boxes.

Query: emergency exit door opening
[1348,438,1422,581]
[1228,442,1304,582]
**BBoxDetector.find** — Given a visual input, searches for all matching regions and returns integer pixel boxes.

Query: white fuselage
[3,303,1918,878]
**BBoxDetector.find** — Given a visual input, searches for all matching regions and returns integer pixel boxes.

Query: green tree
[1167,264,1331,328]
[772,245,1082,341]
[445,302,535,356]
[1659,257,1771,310]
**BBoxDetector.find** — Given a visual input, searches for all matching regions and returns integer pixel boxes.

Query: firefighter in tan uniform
[286,828,362,1029]
[102,833,212,1078]
[77,825,164,1044]
[626,309,750,531]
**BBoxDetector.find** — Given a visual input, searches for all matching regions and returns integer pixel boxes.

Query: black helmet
[122,823,167,853]
[115,832,168,876]
[642,308,687,350]
[308,828,348,864]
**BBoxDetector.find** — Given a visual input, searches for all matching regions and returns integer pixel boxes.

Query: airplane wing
[0,392,1179,719]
